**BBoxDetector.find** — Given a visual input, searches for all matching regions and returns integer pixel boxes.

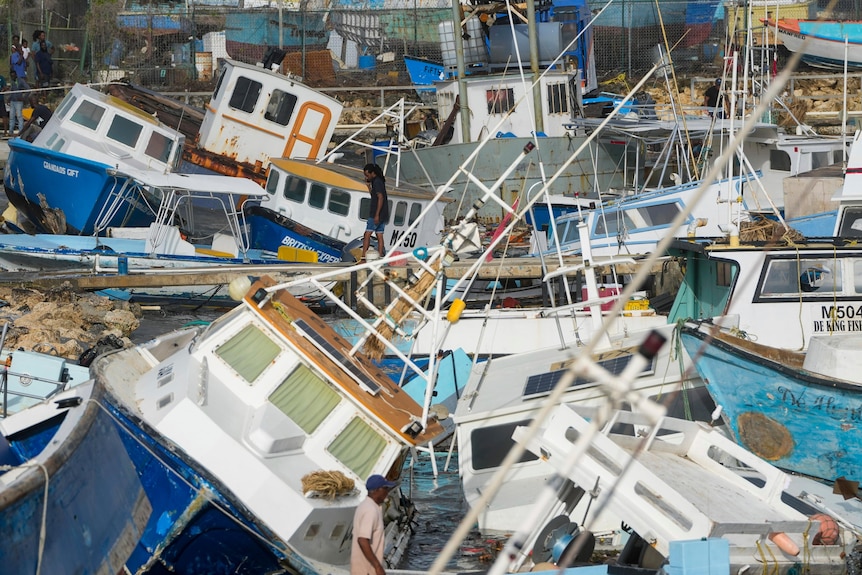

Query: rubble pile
[0,282,140,360]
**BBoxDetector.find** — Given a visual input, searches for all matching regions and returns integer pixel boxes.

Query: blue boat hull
[103,396,303,574]
[245,205,347,263]
[681,325,862,482]
[4,138,158,235]
[0,384,151,575]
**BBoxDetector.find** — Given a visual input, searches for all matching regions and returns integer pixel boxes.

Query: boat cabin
[34,84,184,173]
[197,59,344,165]
[261,158,451,251]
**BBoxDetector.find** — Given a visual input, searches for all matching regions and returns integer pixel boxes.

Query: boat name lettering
[42,161,79,177]
[390,230,417,248]
[814,305,862,333]
[279,235,340,263]
[778,386,862,420]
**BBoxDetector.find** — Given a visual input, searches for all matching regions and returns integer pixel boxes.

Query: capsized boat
[90,273,446,573]
[768,18,862,69]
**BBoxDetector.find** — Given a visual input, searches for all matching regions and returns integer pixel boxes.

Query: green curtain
[215,324,281,384]
[327,417,387,479]
[270,364,340,433]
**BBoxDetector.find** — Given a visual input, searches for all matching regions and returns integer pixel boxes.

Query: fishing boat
[247,158,452,263]
[224,4,330,63]
[767,18,862,69]
[89,269,445,573]
[680,321,862,482]
[0,335,151,575]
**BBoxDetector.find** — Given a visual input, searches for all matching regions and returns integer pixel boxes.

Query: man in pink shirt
[351,474,397,575]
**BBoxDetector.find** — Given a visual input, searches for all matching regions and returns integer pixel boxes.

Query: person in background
[8,71,29,135]
[20,39,30,81]
[31,30,53,55]
[361,163,389,262]
[34,41,53,87]
[20,93,51,141]
[351,474,397,575]
[9,42,26,83]
[703,78,722,118]
[0,74,9,137]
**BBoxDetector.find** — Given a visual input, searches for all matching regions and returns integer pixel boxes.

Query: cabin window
[328,189,350,216]
[637,203,680,229]
[769,149,792,172]
[265,170,280,196]
[560,221,578,244]
[214,323,281,384]
[811,151,831,170]
[70,100,106,131]
[264,89,298,126]
[269,364,340,433]
[838,207,862,238]
[107,115,143,148]
[212,66,227,101]
[594,210,636,237]
[359,198,370,220]
[145,132,173,163]
[759,258,842,297]
[547,83,568,114]
[284,176,306,203]
[393,201,407,226]
[55,94,77,120]
[309,183,327,209]
[327,417,387,479]
[487,88,514,114]
[408,203,421,225]
[228,76,262,114]
[471,420,538,470]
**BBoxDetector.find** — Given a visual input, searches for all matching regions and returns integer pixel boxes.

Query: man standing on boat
[361,164,389,262]
[352,474,397,575]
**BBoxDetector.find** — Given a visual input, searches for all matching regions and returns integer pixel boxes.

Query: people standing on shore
[8,72,30,135]
[10,42,26,83]
[34,41,53,87]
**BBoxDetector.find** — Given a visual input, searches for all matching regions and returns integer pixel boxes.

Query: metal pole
[451,0,470,141]
[527,0,543,134]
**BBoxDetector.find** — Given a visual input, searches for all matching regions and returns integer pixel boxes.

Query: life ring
[413,246,428,260]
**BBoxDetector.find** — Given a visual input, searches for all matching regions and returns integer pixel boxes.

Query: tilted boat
[89,273,446,573]
[768,18,862,69]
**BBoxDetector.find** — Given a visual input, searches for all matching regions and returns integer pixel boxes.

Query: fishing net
[739,216,805,245]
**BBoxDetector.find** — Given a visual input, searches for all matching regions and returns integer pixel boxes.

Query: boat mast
[451,0,471,141]
[527,0,544,134]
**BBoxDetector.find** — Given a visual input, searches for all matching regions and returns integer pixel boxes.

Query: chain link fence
[0,0,856,96]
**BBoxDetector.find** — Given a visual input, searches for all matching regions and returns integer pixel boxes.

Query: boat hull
[245,205,346,263]
[224,11,329,63]
[4,138,157,235]
[681,324,862,481]
[773,19,862,69]
[0,383,151,575]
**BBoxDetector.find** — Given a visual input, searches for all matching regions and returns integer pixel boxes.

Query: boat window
[284,176,306,203]
[638,203,680,228]
[228,76,262,114]
[107,115,143,148]
[54,94,77,119]
[408,203,421,225]
[759,258,842,297]
[327,417,387,479]
[487,88,514,114]
[269,364,340,433]
[811,151,831,170]
[547,83,568,114]
[70,100,106,131]
[837,207,862,238]
[50,137,65,151]
[212,65,226,101]
[328,189,350,216]
[471,420,538,470]
[309,183,326,209]
[264,89,298,126]
[770,149,792,172]
[265,170,280,196]
[594,210,635,237]
[393,201,407,226]
[145,132,173,163]
[854,261,862,293]
[214,323,281,384]
[359,198,370,220]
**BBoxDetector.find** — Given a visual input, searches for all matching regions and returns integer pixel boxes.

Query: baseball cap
[715,78,722,85]
[366,474,397,491]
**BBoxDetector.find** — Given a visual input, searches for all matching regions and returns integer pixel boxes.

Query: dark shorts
[365,219,385,233]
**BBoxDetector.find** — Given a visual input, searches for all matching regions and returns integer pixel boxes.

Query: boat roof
[270,158,453,203]
[121,167,268,198]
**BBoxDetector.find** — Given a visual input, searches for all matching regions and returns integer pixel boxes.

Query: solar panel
[293,319,381,395]
[523,354,654,398]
